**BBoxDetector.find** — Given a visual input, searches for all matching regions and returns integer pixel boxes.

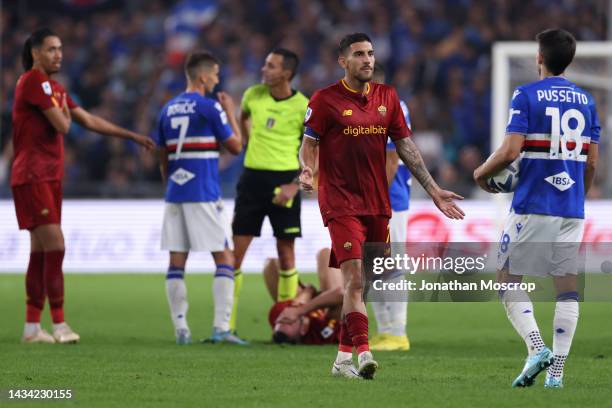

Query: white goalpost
[490,41,612,226]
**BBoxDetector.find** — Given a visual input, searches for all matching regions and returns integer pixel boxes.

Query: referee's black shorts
[232,168,302,239]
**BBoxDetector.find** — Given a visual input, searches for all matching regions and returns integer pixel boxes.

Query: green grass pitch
[0,273,610,407]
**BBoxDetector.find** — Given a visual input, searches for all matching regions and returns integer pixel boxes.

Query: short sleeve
[23,73,55,110]
[387,89,411,142]
[505,88,528,135]
[241,86,253,115]
[589,100,601,144]
[204,101,233,142]
[303,91,327,141]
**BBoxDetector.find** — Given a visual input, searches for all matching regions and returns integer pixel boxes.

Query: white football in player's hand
[486,155,522,193]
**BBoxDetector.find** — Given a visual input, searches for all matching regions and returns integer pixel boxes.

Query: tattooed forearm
[394,137,438,194]
[299,136,318,170]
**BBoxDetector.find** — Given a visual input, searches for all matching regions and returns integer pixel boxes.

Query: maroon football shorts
[12,181,62,230]
[327,215,390,268]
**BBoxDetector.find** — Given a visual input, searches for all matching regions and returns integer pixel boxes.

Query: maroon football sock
[25,252,45,323]
[44,250,65,324]
[346,311,370,354]
[338,320,353,353]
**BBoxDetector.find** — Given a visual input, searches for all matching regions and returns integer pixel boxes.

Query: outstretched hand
[132,134,156,150]
[431,189,465,220]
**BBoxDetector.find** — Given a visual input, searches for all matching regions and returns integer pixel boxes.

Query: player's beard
[355,72,372,83]
[353,65,373,83]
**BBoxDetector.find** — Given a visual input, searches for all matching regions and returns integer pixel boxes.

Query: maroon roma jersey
[304,80,411,225]
[11,69,78,186]
[301,309,339,345]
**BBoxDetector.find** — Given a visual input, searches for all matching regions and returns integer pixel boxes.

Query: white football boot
[357,351,379,380]
[22,326,55,344]
[52,323,80,344]
[331,360,361,379]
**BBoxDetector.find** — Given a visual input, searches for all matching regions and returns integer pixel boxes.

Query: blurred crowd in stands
[1,0,609,198]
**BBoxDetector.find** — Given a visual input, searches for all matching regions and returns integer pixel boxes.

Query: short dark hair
[536,29,576,75]
[271,48,299,80]
[272,330,296,344]
[22,27,58,71]
[184,50,220,81]
[338,33,372,55]
[373,62,385,83]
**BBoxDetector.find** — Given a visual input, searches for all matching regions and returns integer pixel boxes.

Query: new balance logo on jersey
[170,168,195,186]
[544,171,575,191]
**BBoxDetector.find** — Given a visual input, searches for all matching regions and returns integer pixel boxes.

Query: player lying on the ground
[474,28,600,389]
[266,248,402,379]
[265,248,343,347]
[13,28,155,344]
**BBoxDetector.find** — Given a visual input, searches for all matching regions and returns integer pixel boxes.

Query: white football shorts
[161,200,233,253]
[390,209,409,244]
[497,209,584,277]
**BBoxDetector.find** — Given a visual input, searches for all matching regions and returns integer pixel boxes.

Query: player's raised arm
[70,107,155,150]
[216,91,242,155]
[473,133,525,193]
[298,136,317,192]
[42,93,71,134]
[394,137,465,220]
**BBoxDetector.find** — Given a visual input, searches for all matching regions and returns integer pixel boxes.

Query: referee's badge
[266,117,276,128]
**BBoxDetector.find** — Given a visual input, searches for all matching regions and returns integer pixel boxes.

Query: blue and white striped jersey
[507,76,601,218]
[155,92,232,203]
